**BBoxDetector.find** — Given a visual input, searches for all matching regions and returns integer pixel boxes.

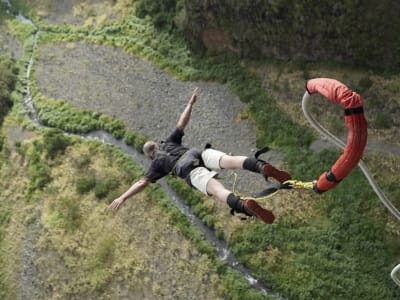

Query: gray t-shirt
[143,128,201,183]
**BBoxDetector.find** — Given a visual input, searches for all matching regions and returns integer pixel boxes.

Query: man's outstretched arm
[108,177,150,212]
[176,87,198,131]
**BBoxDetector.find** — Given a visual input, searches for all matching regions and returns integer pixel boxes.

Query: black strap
[344,106,363,116]
[255,146,270,159]
[326,169,341,183]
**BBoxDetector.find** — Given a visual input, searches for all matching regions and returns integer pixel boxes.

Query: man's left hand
[189,87,198,105]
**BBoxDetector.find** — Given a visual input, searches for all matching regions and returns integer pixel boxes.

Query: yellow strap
[242,189,279,201]
[225,172,315,201]
[283,180,315,190]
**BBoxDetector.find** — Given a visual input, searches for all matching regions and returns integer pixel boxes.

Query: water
[16,12,35,26]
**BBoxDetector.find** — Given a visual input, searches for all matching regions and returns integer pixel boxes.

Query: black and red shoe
[262,163,291,183]
[241,200,275,224]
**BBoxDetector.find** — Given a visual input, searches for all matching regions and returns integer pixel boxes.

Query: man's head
[143,141,159,160]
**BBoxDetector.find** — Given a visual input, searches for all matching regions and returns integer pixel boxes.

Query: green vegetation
[0,56,18,154]
[1,1,399,299]
[42,128,70,158]
[0,56,18,124]
[136,0,181,30]
[76,175,97,194]
[26,142,52,195]
[0,128,229,298]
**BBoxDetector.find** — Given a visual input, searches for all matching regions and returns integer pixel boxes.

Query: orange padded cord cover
[306,78,368,192]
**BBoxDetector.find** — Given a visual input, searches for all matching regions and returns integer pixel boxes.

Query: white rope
[391,264,400,287]
[302,91,400,221]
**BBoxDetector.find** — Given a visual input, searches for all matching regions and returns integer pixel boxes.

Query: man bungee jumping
[108,87,291,223]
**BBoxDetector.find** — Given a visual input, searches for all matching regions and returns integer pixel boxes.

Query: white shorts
[201,148,226,170]
[189,148,227,195]
[189,167,218,195]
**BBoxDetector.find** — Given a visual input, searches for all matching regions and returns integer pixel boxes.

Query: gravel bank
[35,41,288,194]
[0,24,23,59]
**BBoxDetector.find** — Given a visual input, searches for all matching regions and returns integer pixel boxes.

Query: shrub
[43,128,71,159]
[94,177,120,199]
[27,149,52,194]
[0,56,18,123]
[49,197,81,231]
[99,115,126,139]
[76,175,96,194]
[94,237,115,266]
[123,130,136,146]
[136,0,178,30]
[72,152,92,170]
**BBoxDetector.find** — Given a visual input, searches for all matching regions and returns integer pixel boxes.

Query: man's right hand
[108,197,125,212]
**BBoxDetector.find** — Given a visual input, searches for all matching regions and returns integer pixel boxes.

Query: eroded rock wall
[183,0,400,70]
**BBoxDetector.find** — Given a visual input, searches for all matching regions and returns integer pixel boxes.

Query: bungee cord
[302,87,400,221]
[302,79,400,287]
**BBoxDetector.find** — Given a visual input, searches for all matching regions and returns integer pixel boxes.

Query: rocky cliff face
[183,0,400,70]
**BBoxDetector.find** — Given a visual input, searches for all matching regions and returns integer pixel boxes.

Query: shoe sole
[271,170,292,183]
[263,165,291,183]
[244,200,275,224]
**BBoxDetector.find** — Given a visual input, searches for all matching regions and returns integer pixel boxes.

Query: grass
[0,127,228,298]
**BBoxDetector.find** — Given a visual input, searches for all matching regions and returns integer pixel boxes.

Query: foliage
[76,175,96,194]
[72,151,92,170]
[42,128,71,159]
[34,95,102,133]
[99,115,126,139]
[220,267,276,300]
[0,56,18,124]
[48,196,82,232]
[123,129,148,152]
[92,236,115,267]
[227,172,400,299]
[26,141,52,195]
[6,18,36,41]
[32,92,133,139]
[94,176,120,200]
[136,0,179,30]
[0,3,7,20]
[0,207,12,298]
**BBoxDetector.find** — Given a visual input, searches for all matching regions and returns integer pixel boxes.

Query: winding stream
[15,9,284,299]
